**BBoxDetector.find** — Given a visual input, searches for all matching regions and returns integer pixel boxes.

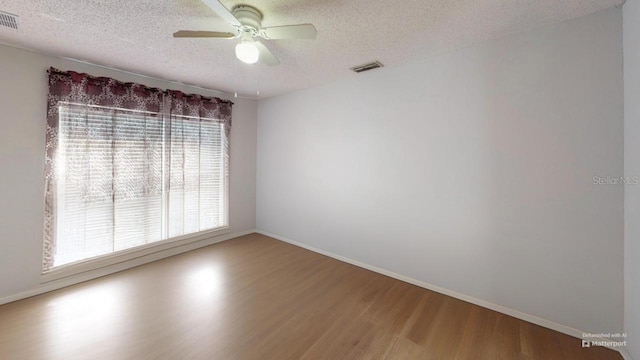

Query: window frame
[43,102,230,281]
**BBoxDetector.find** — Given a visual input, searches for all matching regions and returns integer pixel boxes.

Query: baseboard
[620,349,634,360]
[257,230,627,357]
[0,229,256,306]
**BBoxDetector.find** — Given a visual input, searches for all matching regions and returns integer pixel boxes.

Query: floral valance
[47,67,233,123]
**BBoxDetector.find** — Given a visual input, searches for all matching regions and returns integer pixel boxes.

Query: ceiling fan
[174,0,317,66]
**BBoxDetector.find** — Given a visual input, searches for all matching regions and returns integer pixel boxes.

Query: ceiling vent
[0,11,19,30]
[351,61,384,73]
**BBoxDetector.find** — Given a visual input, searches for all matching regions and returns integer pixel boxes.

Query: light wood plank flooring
[0,234,622,359]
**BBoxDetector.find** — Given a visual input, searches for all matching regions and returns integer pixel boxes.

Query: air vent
[351,61,384,73]
[0,11,19,30]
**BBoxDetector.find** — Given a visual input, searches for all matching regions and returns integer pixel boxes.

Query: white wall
[0,44,257,299]
[624,0,640,357]
[257,8,624,334]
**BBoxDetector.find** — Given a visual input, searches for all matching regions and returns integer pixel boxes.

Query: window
[44,68,232,271]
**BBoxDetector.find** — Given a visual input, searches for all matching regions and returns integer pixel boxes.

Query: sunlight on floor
[44,283,127,353]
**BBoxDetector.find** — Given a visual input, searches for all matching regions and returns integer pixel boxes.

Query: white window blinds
[53,103,228,268]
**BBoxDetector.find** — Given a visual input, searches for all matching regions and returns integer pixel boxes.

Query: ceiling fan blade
[200,0,241,26]
[173,31,236,38]
[261,24,317,40]
[254,41,280,66]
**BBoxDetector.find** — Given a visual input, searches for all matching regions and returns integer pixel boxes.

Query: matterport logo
[593,176,639,185]
[581,332,627,348]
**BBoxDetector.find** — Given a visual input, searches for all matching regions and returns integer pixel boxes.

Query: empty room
[0,0,638,359]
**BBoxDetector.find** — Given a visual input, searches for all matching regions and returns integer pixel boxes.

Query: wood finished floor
[0,234,622,360]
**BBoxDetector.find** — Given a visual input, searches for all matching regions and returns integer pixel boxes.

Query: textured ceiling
[0,0,624,99]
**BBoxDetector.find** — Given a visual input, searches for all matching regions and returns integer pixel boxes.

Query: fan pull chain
[233,52,239,98]
[257,61,261,97]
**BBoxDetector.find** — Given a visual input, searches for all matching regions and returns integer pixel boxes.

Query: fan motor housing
[232,5,262,30]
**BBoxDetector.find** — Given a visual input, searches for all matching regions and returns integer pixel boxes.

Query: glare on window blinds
[55,103,226,267]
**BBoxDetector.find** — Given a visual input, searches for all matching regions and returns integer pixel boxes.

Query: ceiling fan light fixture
[235,41,259,64]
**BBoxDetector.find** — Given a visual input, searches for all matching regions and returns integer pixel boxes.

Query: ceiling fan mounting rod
[231,5,263,31]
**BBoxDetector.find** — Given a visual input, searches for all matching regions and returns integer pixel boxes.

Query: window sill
[41,226,230,283]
